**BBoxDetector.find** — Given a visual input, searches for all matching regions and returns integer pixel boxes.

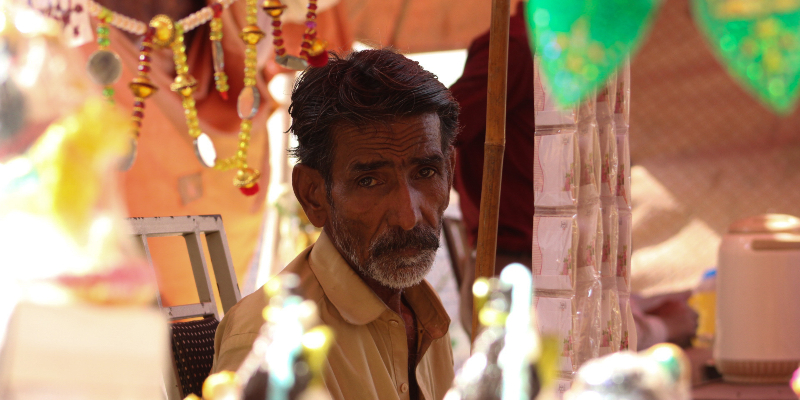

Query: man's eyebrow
[411,154,445,166]
[350,160,393,172]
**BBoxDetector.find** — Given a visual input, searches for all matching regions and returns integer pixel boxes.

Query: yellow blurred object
[27,99,130,247]
[536,335,561,389]
[688,290,716,348]
[202,371,242,400]
[643,342,692,387]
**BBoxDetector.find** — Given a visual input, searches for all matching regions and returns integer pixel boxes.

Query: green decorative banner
[526,0,660,107]
[693,0,800,114]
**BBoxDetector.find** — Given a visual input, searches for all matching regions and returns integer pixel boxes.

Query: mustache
[369,224,440,260]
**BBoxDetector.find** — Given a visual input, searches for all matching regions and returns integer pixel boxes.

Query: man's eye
[418,167,436,178]
[358,177,378,187]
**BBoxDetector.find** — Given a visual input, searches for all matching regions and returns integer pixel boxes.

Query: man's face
[325,113,453,289]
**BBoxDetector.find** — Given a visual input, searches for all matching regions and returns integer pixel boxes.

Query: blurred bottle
[688,269,716,348]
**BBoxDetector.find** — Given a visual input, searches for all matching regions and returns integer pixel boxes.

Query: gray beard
[327,206,439,290]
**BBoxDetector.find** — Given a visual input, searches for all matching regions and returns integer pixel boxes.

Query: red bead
[306,12,316,19]
[240,183,259,196]
[139,54,151,62]
[211,2,223,16]
[145,27,156,39]
[300,50,308,56]
[272,21,281,27]
[307,52,329,68]
[276,48,286,55]
[303,33,311,39]
[133,110,144,118]
[134,101,145,109]
[219,91,228,101]
[272,29,282,36]
[138,64,151,73]
[308,3,317,9]
[133,120,142,127]
[273,39,284,46]
[301,42,311,48]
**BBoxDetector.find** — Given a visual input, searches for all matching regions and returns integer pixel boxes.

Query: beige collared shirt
[212,231,455,400]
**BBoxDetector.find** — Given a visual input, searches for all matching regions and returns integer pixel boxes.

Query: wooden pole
[471,0,511,343]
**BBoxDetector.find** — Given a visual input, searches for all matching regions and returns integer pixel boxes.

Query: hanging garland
[73,0,329,194]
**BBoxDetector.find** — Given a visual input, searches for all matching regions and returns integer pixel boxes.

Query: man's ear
[446,145,456,188]
[292,164,329,228]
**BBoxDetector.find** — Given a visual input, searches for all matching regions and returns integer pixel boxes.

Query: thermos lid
[728,214,800,234]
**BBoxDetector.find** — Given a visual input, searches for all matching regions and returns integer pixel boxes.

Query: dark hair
[288,49,460,183]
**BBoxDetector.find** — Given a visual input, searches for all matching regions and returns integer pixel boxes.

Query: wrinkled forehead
[330,113,443,167]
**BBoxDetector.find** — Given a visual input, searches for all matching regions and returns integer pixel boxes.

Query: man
[212,49,459,400]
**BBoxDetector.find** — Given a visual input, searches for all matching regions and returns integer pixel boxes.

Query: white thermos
[715,214,800,383]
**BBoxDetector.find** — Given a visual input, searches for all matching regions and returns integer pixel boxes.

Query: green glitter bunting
[693,0,800,114]
[526,0,660,107]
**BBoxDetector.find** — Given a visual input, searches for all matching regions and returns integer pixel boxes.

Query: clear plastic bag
[534,128,580,208]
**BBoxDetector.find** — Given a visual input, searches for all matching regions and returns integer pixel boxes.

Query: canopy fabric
[628,0,800,295]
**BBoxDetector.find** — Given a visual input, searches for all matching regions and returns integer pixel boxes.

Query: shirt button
[390,320,400,327]
[400,383,409,393]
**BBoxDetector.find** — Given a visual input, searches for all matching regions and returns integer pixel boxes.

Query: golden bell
[262,0,287,17]
[234,167,261,188]
[148,14,176,48]
[129,77,157,99]
[170,74,197,96]
[308,38,328,56]
[239,25,265,45]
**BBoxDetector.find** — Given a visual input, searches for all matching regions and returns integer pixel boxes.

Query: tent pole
[471,0,511,344]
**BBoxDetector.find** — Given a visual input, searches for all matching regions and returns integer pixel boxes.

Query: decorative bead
[87,50,123,85]
[103,87,115,97]
[276,48,287,56]
[98,37,110,47]
[149,14,176,47]
[306,12,316,19]
[133,110,144,118]
[134,101,145,109]
[305,21,316,29]
[211,2,224,16]
[239,183,259,196]
[138,64,151,73]
[307,51,328,67]
[139,54,151,63]
[239,25,265,45]
[309,3,317,10]
[273,29,282,36]
[129,77,157,98]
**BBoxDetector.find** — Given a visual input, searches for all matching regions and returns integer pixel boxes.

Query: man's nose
[391,180,422,231]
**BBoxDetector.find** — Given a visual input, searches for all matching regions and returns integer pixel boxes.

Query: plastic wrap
[535,57,613,386]
[613,62,635,353]
[534,127,579,208]
[533,210,578,291]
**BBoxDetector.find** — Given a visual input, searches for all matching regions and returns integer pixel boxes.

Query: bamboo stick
[471,0,511,344]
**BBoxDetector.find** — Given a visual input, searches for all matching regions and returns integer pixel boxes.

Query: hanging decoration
[212,0,263,196]
[210,3,231,100]
[263,0,329,70]
[693,0,800,114]
[525,0,660,107]
[84,0,246,180]
[124,26,157,171]
[86,7,122,103]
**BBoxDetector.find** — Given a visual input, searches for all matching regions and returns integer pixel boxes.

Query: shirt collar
[308,231,386,325]
[308,231,451,338]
